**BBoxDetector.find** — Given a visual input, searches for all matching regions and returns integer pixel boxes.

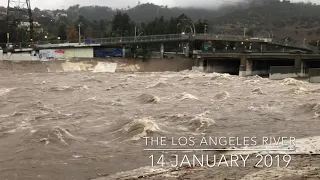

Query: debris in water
[137,93,160,104]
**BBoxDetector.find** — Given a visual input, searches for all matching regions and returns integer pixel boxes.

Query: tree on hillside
[0,20,7,45]
[195,20,209,34]
[111,11,135,36]
[58,23,67,40]
[67,25,78,41]
[309,39,320,49]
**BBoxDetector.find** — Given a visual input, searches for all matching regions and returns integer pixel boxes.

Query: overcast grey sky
[0,0,319,9]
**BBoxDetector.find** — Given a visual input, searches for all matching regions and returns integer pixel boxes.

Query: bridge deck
[4,34,317,53]
[199,53,320,60]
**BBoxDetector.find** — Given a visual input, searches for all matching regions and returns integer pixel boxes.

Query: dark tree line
[0,11,209,44]
[2,0,320,45]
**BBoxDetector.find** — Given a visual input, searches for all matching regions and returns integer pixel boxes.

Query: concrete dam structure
[195,52,320,82]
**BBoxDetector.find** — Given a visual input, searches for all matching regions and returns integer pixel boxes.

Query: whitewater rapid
[0,70,320,179]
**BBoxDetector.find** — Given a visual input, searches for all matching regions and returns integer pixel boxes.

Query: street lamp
[117,28,122,39]
[303,38,307,46]
[184,26,194,34]
[285,38,289,45]
[78,23,82,45]
[182,18,196,35]
[135,25,138,40]
[176,23,180,34]
[204,25,207,35]
[244,28,248,37]
[135,24,143,41]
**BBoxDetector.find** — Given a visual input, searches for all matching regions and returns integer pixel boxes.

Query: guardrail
[270,40,318,52]
[2,34,316,52]
[84,34,189,45]
[194,34,270,42]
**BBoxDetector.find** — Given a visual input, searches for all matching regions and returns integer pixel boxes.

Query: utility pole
[176,23,180,54]
[7,0,34,44]
[135,26,137,41]
[6,33,9,45]
[78,23,81,45]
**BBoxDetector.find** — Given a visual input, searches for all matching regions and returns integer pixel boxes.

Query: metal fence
[2,33,317,53]
[84,34,189,45]
[270,40,318,52]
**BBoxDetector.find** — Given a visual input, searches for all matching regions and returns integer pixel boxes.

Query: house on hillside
[18,22,44,33]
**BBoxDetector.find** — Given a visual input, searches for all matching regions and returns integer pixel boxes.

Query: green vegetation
[0,0,320,46]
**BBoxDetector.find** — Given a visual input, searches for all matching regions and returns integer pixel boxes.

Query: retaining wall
[269,66,300,80]
[0,57,195,73]
[309,68,320,83]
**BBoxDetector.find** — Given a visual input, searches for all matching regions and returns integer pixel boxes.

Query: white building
[18,22,44,33]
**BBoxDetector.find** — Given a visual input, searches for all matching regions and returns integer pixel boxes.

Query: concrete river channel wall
[0,58,195,73]
[2,48,320,82]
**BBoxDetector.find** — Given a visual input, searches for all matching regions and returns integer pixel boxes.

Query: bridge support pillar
[294,55,301,69]
[184,43,190,57]
[122,45,126,58]
[239,56,251,77]
[309,68,320,83]
[260,43,267,52]
[294,55,306,77]
[160,43,164,58]
[269,56,306,80]
[300,60,307,77]
[192,58,204,72]
[246,59,253,76]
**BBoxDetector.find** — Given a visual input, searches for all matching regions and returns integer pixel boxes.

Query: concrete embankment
[0,58,195,73]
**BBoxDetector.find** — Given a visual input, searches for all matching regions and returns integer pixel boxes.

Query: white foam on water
[93,62,117,73]
[252,87,267,95]
[93,166,169,180]
[176,92,198,101]
[163,111,215,133]
[0,88,15,96]
[212,91,230,101]
[61,62,94,72]
[210,72,233,81]
[281,78,306,86]
[123,117,162,141]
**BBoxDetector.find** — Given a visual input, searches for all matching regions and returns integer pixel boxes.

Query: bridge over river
[32,33,317,53]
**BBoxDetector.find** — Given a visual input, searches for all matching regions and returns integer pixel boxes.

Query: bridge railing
[194,33,271,42]
[85,34,189,45]
[270,40,318,52]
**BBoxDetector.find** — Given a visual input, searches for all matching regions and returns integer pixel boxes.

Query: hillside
[210,0,320,42]
[50,1,320,42]
[1,0,320,44]
[61,3,223,22]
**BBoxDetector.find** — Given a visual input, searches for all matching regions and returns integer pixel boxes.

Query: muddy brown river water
[0,70,320,180]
